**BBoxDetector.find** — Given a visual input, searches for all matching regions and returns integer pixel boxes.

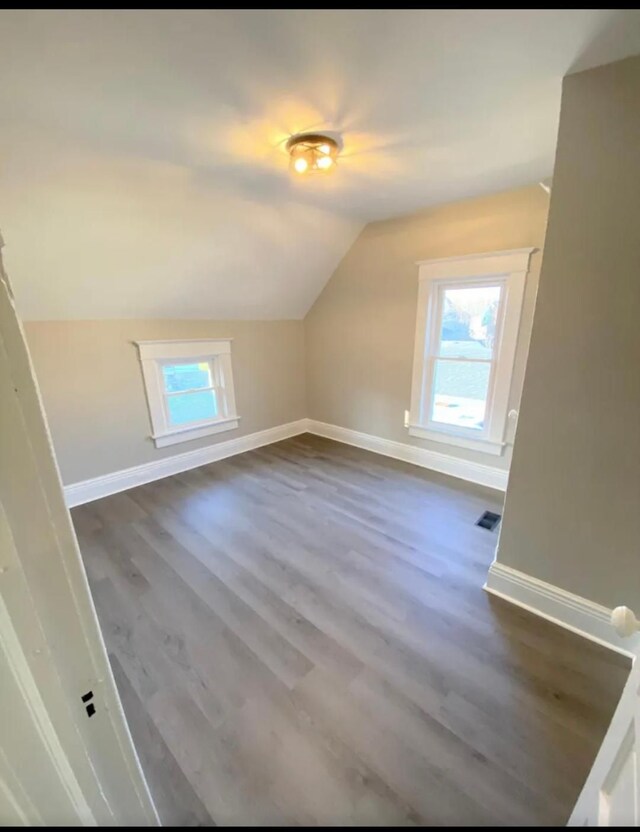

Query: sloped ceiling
[1,9,639,320]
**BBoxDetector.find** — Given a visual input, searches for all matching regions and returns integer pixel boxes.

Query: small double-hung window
[135,339,239,447]
[409,249,534,455]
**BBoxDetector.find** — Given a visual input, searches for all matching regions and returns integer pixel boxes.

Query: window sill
[408,424,505,456]
[152,416,240,448]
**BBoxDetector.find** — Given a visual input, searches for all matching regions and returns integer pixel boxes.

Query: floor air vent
[476,510,501,531]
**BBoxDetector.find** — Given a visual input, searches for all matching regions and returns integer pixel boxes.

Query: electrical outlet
[403,409,410,428]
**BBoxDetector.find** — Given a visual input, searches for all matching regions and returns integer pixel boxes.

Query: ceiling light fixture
[286,133,339,175]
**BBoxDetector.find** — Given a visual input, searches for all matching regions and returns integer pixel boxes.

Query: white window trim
[135,339,240,448]
[409,248,535,456]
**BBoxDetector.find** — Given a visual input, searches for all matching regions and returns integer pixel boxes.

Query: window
[135,339,239,448]
[409,249,534,455]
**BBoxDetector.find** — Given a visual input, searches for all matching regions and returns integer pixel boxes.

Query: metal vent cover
[476,510,501,531]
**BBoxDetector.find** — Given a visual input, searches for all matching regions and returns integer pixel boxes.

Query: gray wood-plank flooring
[72,434,629,826]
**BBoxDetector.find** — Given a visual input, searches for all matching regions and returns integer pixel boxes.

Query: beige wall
[497,56,640,608]
[25,320,306,485]
[305,185,549,471]
[25,185,549,489]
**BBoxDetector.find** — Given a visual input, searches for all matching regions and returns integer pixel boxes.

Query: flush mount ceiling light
[285,133,339,175]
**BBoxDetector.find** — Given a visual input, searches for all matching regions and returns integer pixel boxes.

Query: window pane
[438,286,501,359]
[166,390,218,426]
[162,362,211,393]
[431,359,490,430]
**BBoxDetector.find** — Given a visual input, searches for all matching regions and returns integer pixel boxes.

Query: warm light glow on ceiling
[286,133,339,175]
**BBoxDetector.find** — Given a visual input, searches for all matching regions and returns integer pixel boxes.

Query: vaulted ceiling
[2,9,640,320]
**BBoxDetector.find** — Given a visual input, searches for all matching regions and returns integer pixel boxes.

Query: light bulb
[287,134,339,175]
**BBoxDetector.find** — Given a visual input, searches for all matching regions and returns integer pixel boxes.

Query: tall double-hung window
[408,249,534,455]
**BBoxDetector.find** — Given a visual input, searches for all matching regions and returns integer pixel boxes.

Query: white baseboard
[305,419,508,491]
[65,416,507,507]
[64,419,309,508]
[66,415,633,659]
[484,561,638,658]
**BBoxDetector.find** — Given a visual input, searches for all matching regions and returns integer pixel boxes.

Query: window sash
[421,278,505,441]
[162,388,220,429]
[425,356,493,364]
[409,248,533,456]
[135,338,240,449]
[164,385,217,397]
[161,361,213,394]
[430,279,503,361]
[425,356,493,433]
[158,357,230,430]
[160,357,216,393]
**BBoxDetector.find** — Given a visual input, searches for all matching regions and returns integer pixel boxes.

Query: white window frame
[135,339,239,448]
[408,248,534,456]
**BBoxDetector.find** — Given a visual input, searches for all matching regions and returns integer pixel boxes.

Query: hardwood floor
[72,434,629,826]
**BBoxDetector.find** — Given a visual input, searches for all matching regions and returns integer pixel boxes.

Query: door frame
[0,233,158,824]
